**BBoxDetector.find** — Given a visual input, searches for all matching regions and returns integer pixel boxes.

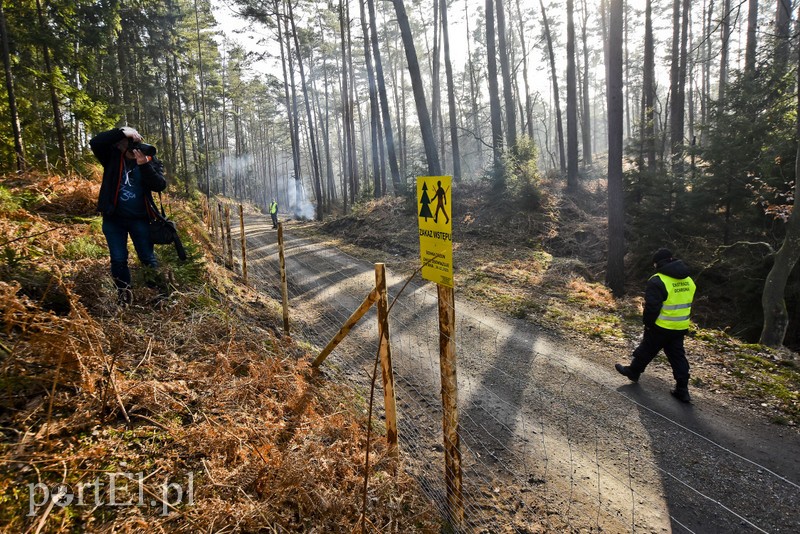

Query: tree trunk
[495,0,516,151]
[391,0,440,175]
[775,0,792,72]
[281,5,304,210]
[193,0,211,195]
[358,0,382,197]
[338,0,351,212]
[276,1,295,181]
[566,0,579,189]
[315,41,336,206]
[760,7,800,347]
[368,0,402,194]
[744,0,759,76]
[165,52,178,180]
[540,0,566,175]
[35,0,67,169]
[287,0,323,218]
[701,0,714,146]
[173,54,190,193]
[669,0,690,176]
[669,0,680,166]
[0,1,24,171]
[580,0,592,166]
[440,0,462,182]
[221,52,229,198]
[464,0,482,171]
[514,0,534,140]
[430,0,441,160]
[642,0,656,169]
[345,2,359,203]
[718,0,731,105]
[486,0,503,177]
[606,0,625,297]
[623,0,630,140]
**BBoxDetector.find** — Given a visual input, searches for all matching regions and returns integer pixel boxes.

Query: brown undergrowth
[0,173,439,532]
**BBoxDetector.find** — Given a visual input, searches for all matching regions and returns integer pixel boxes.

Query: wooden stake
[375,263,399,459]
[224,204,234,270]
[278,222,290,336]
[239,204,248,285]
[438,283,463,527]
[209,202,214,239]
[312,287,378,368]
[217,203,224,250]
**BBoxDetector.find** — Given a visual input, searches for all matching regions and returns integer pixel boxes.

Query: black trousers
[629,325,689,387]
[271,213,278,227]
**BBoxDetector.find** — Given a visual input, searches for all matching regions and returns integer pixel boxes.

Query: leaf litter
[0,172,439,532]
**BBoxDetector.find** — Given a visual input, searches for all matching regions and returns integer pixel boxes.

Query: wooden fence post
[217,203,225,252]
[438,284,463,527]
[239,204,248,285]
[209,201,214,240]
[312,288,378,368]
[224,205,234,270]
[278,222,289,336]
[375,263,399,460]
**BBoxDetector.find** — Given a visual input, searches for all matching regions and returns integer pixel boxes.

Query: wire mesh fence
[214,205,800,533]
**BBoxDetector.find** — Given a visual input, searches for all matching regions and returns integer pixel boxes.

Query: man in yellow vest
[269,199,278,229]
[615,248,696,403]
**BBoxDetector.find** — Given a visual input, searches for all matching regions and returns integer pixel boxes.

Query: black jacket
[89,128,167,217]
[643,259,693,328]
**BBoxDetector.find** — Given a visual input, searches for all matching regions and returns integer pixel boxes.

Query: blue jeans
[102,216,158,290]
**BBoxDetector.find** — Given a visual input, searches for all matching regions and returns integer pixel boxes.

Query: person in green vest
[615,248,697,403]
[269,199,278,229]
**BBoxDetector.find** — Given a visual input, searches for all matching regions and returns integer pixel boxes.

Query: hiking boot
[116,287,133,308]
[671,387,692,403]
[615,364,640,383]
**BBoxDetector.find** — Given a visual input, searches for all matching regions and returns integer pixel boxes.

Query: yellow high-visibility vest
[653,273,696,330]
[269,202,277,215]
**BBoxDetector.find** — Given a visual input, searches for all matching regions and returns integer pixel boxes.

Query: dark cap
[653,248,673,265]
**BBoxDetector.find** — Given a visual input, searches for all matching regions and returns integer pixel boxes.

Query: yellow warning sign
[417,176,453,287]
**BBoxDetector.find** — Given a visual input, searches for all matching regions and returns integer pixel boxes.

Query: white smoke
[212,154,254,179]
[211,154,317,220]
[287,180,316,220]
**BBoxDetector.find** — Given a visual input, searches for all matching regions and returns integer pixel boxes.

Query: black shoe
[116,287,132,308]
[615,364,640,382]
[671,388,692,403]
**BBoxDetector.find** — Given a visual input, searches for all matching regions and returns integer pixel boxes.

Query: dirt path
[239,214,800,533]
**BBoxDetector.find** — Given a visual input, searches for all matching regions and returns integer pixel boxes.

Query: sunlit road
[238,214,800,533]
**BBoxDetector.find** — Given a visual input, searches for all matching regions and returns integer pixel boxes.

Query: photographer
[89,126,166,306]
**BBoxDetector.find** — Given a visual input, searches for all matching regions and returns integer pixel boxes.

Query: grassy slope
[0,173,438,532]
[291,179,799,427]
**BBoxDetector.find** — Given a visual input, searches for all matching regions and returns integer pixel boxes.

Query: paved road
[238,215,800,533]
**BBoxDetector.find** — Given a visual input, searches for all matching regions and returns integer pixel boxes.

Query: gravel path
[238,215,800,533]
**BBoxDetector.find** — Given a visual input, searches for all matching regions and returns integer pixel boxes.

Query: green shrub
[63,235,106,259]
[506,136,544,210]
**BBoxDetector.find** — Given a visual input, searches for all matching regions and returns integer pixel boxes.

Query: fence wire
[220,212,799,533]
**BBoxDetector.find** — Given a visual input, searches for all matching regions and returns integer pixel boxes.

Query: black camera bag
[149,193,187,260]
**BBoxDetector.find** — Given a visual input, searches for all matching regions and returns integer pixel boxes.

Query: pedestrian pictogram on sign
[417,176,453,287]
